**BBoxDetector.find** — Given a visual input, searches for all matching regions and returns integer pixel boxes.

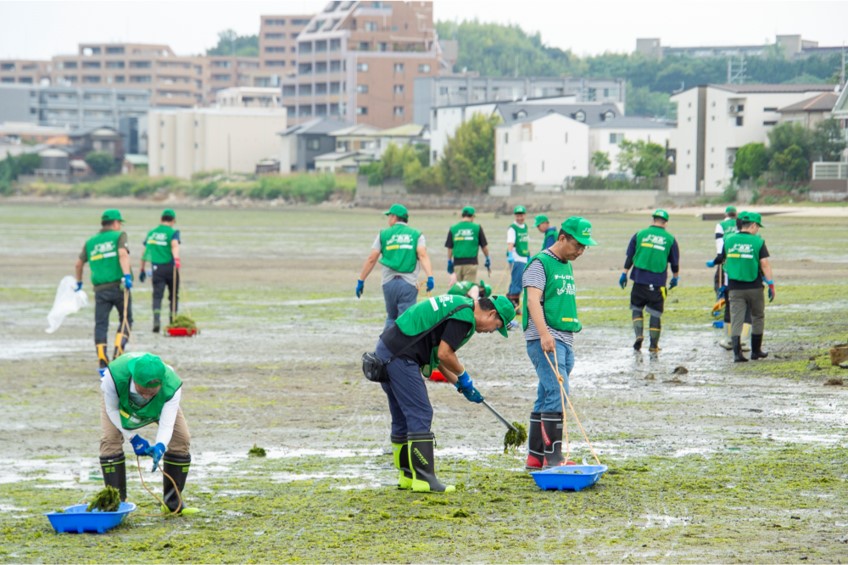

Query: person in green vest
[139,208,181,333]
[74,209,133,372]
[713,211,775,362]
[447,279,491,300]
[374,293,516,493]
[619,209,680,354]
[445,206,490,284]
[535,214,557,251]
[522,217,597,470]
[706,205,752,351]
[357,204,435,331]
[506,205,530,311]
[99,351,198,514]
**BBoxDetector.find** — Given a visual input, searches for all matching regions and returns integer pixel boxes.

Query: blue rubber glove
[130,434,150,456]
[618,273,627,289]
[123,274,133,290]
[669,276,679,290]
[766,280,775,302]
[706,259,716,268]
[455,371,484,403]
[148,442,166,472]
[426,276,435,292]
[355,279,364,298]
[506,250,515,264]
[447,259,454,275]
[74,281,83,292]
[484,256,491,271]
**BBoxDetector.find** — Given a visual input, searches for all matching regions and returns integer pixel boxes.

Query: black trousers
[94,285,132,344]
[152,262,179,319]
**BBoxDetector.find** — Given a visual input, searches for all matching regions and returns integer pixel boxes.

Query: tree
[811,118,846,162]
[85,151,116,176]
[439,113,500,193]
[616,139,668,178]
[591,151,611,174]
[207,29,259,57]
[770,144,810,181]
[16,153,41,175]
[733,143,769,181]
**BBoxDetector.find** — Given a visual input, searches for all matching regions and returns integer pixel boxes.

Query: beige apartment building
[148,107,287,178]
[259,15,312,74]
[0,60,53,85]
[281,1,442,128]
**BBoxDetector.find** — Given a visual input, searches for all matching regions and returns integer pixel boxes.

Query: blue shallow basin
[531,465,608,492]
[45,501,136,534]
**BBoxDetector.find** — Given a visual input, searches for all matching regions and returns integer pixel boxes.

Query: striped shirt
[522,249,575,346]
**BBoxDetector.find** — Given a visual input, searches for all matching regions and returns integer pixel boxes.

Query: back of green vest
[633,226,674,274]
[379,223,420,273]
[723,232,763,282]
[85,230,124,286]
[451,221,480,259]
[143,225,176,264]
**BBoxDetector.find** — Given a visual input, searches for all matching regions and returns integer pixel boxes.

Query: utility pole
[727,55,747,84]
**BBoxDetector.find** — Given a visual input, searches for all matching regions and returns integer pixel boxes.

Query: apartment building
[258,14,312,80]
[636,34,844,60]
[203,55,262,102]
[216,87,282,108]
[0,60,52,85]
[281,1,441,128]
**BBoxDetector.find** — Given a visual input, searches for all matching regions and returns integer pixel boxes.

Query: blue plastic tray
[45,501,136,534]
[531,465,608,492]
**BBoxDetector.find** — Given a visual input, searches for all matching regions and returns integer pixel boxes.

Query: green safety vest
[723,232,764,283]
[632,226,675,274]
[522,252,581,333]
[447,281,475,296]
[85,230,124,286]
[542,227,557,250]
[379,223,420,273]
[395,295,476,377]
[142,225,177,264]
[720,218,738,239]
[511,223,529,257]
[450,221,481,259]
[109,352,182,430]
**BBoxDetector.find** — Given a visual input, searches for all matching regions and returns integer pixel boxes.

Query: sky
[0,0,846,60]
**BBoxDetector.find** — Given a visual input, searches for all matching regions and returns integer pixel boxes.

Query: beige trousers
[99,397,191,457]
[456,264,479,283]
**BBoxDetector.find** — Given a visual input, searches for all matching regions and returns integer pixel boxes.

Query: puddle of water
[642,514,691,528]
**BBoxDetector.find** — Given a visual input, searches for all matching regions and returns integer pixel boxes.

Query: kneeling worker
[375,294,516,493]
[99,352,198,514]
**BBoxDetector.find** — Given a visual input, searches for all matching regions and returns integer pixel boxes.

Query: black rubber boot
[525,412,544,470]
[162,453,192,513]
[751,334,769,360]
[732,336,748,363]
[391,434,412,490]
[152,311,161,333]
[408,432,454,493]
[96,343,109,369]
[100,453,127,501]
[540,412,570,468]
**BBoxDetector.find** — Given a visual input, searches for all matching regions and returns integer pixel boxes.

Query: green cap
[461,206,476,217]
[490,295,516,338]
[101,209,124,223]
[162,208,176,220]
[738,211,764,227]
[725,206,737,215]
[478,280,492,298]
[384,203,409,220]
[132,353,166,388]
[652,209,669,221]
[514,205,526,214]
[534,214,549,227]
[561,216,598,246]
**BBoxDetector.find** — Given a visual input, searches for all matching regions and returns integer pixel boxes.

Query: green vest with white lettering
[632,226,674,274]
[522,252,581,332]
[511,223,529,257]
[142,225,177,265]
[108,352,182,430]
[450,221,481,259]
[85,230,124,286]
[395,295,476,377]
[720,218,738,240]
[379,223,420,273]
[723,232,764,283]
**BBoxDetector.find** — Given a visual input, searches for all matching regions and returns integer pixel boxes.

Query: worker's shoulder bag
[361,303,472,384]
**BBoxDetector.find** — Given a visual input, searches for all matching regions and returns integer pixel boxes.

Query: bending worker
[356,203,434,331]
[619,209,680,353]
[99,352,197,514]
[374,294,516,493]
[139,208,181,333]
[446,279,492,301]
[445,206,490,283]
[74,209,133,372]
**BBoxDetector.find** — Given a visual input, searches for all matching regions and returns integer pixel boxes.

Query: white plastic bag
[45,276,88,334]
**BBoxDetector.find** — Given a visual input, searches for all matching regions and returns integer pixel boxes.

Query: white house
[495,111,590,188]
[668,84,835,195]
[590,117,674,175]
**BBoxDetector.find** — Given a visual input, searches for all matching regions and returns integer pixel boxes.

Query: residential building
[667,83,836,195]
[203,56,262,102]
[636,34,843,60]
[413,76,626,125]
[148,107,287,178]
[589,117,673,176]
[0,59,52,85]
[259,14,313,75]
[281,1,442,128]
[216,87,282,108]
[277,118,351,172]
[778,92,840,129]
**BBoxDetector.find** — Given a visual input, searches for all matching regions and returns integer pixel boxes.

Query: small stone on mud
[806,362,820,371]
[672,366,688,375]
[824,378,843,386]
[663,376,684,384]
[644,373,655,380]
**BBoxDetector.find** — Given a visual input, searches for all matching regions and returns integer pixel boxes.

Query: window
[364,21,377,31]
[736,116,744,126]
[393,84,404,94]
[393,106,404,116]
[265,18,286,25]
[358,41,370,51]
[763,107,778,112]
[265,32,286,39]
[106,46,125,54]
[564,132,568,143]
[357,63,368,72]
[609,133,623,144]
[504,132,509,144]
[356,106,368,115]
[307,139,320,150]
[129,61,151,69]
[393,63,404,73]
[763,121,777,126]
[502,161,508,172]
[418,64,430,73]
[106,61,125,69]
[541,161,545,172]
[356,84,368,93]
[265,46,287,53]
